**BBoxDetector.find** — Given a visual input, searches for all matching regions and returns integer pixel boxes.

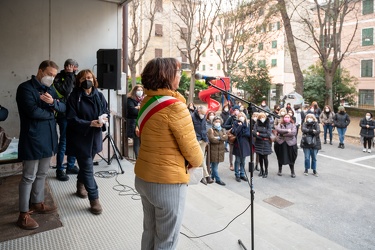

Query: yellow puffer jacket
[134,88,203,184]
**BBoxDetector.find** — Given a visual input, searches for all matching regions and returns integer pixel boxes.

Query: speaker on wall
[97,49,121,90]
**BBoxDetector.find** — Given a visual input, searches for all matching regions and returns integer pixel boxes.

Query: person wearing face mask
[274,114,298,178]
[192,105,213,185]
[52,59,80,182]
[306,101,321,123]
[16,60,66,230]
[251,112,260,171]
[359,112,375,153]
[333,106,350,149]
[319,105,335,145]
[206,111,216,130]
[66,69,109,215]
[223,105,241,171]
[253,113,273,178]
[207,116,228,185]
[231,112,251,182]
[126,85,145,159]
[274,107,287,128]
[220,104,230,151]
[187,102,196,114]
[301,114,321,176]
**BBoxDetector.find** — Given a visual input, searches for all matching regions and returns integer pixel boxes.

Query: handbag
[0,126,12,153]
[300,134,316,148]
[227,129,236,144]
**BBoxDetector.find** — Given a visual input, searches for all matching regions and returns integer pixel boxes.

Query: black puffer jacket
[253,119,273,155]
[333,112,350,128]
[359,118,375,138]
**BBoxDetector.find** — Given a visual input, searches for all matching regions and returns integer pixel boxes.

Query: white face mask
[325,109,329,112]
[224,108,229,112]
[366,116,371,120]
[239,117,245,123]
[253,117,257,122]
[310,108,314,112]
[280,111,286,116]
[240,107,244,111]
[260,118,266,123]
[199,114,205,119]
[307,118,313,123]
[209,115,215,121]
[136,90,143,97]
[214,122,221,127]
[41,76,54,87]
[234,110,239,115]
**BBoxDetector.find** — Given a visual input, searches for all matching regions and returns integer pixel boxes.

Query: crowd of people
[11,56,375,250]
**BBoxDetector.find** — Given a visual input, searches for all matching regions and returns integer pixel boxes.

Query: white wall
[0,0,123,137]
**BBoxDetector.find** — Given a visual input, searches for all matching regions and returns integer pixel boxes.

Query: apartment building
[341,0,375,107]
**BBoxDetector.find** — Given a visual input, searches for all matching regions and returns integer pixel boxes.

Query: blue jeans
[76,154,98,200]
[303,148,318,170]
[336,127,347,144]
[210,162,221,182]
[56,116,76,171]
[323,124,333,142]
[234,156,246,177]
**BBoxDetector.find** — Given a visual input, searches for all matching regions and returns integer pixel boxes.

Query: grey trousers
[135,176,187,250]
[19,157,51,212]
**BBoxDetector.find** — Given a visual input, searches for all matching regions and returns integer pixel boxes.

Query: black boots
[290,165,296,178]
[338,143,345,149]
[258,166,264,177]
[277,166,282,176]
[263,166,268,178]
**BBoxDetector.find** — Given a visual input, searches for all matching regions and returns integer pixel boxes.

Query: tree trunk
[278,0,304,96]
[129,64,137,89]
[324,73,334,108]
[188,77,195,104]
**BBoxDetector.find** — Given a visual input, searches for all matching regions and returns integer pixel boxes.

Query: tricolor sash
[136,95,180,134]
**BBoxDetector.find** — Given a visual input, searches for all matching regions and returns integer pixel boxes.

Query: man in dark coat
[16,60,66,230]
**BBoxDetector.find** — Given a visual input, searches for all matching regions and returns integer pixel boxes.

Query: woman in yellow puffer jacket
[134,57,203,250]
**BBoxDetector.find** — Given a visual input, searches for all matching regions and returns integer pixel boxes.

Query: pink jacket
[275,122,297,146]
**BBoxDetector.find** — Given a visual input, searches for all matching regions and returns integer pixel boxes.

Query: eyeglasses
[176,69,183,75]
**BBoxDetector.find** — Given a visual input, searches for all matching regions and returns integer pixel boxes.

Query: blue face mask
[214,123,222,130]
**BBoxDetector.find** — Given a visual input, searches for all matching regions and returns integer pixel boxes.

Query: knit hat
[338,106,345,112]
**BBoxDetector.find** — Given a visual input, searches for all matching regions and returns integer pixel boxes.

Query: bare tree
[276,0,304,96]
[128,0,157,88]
[213,0,270,78]
[172,0,222,103]
[295,0,359,107]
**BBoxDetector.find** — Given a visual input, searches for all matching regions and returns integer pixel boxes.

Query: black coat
[232,121,251,157]
[16,76,66,160]
[301,121,321,150]
[66,87,109,158]
[253,119,273,155]
[126,97,141,138]
[333,112,350,128]
[191,110,208,142]
[359,118,375,138]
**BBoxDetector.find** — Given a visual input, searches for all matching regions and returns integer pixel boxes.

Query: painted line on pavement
[317,152,375,170]
[346,154,375,163]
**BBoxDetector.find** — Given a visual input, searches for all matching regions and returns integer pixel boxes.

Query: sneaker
[66,166,79,174]
[363,148,367,152]
[304,169,308,176]
[368,149,371,153]
[235,177,241,182]
[313,170,319,177]
[56,170,69,181]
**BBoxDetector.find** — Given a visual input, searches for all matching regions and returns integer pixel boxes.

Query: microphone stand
[205,79,279,250]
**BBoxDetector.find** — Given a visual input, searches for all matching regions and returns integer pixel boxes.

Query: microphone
[194,73,220,82]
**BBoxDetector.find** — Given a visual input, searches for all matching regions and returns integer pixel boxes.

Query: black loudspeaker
[97,49,121,90]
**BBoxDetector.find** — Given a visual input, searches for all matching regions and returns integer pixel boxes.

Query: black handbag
[301,134,316,148]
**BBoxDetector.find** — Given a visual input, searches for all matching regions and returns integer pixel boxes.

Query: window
[181,27,188,39]
[155,48,162,58]
[209,64,213,70]
[181,51,187,63]
[155,24,163,37]
[203,37,206,43]
[217,49,221,56]
[258,42,263,51]
[215,35,219,41]
[217,19,221,26]
[272,40,277,48]
[217,64,221,70]
[203,51,206,57]
[269,22,281,31]
[156,0,163,12]
[258,60,266,67]
[259,8,264,16]
[239,62,244,69]
[361,59,373,77]
[362,28,374,46]
[271,59,277,67]
[359,89,374,106]
[363,0,374,15]
[239,45,244,52]
[202,65,206,71]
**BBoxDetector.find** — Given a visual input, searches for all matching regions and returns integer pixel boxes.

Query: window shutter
[362,28,374,46]
[155,24,163,37]
[363,0,374,15]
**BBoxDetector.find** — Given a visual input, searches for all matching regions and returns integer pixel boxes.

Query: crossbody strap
[136,95,180,134]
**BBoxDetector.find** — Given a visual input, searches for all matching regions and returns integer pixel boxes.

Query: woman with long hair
[319,105,335,145]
